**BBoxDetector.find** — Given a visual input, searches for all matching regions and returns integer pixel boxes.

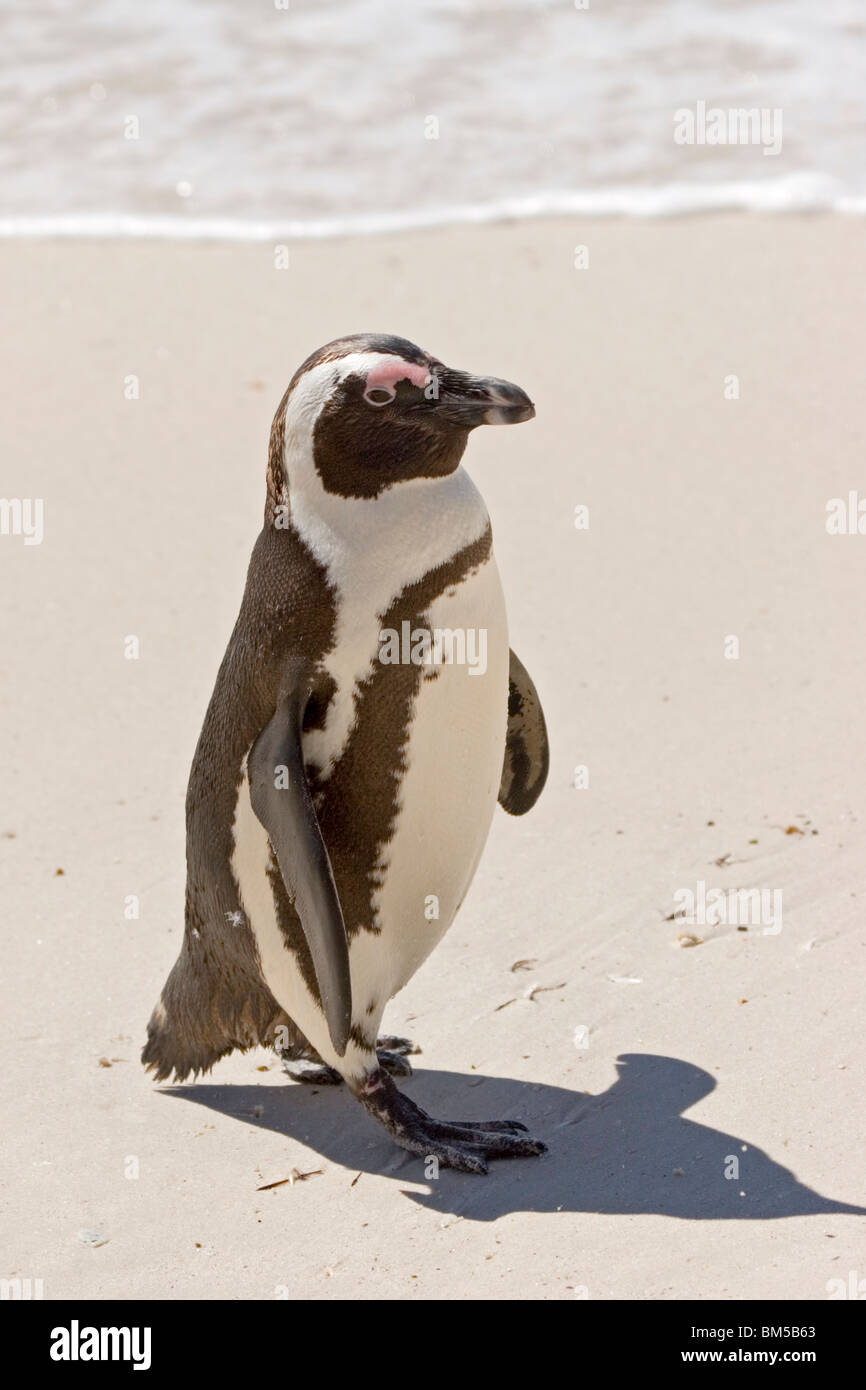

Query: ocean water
[2,0,865,237]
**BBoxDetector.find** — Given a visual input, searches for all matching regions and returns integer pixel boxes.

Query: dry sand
[2,215,865,1300]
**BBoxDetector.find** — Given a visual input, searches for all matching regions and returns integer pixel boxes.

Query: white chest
[351,552,509,999]
[294,466,496,776]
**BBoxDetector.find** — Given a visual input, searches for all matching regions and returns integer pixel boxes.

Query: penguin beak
[432,368,535,428]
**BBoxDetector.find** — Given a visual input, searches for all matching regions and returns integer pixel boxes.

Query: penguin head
[268,333,534,505]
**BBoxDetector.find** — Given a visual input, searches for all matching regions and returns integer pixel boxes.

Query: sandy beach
[2,214,865,1300]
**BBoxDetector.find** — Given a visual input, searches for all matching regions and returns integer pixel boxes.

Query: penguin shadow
[167,1053,866,1224]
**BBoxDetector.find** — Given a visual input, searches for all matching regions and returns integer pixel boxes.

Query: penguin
[142,333,550,1174]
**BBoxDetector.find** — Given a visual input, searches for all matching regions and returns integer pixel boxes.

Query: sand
[2,215,865,1301]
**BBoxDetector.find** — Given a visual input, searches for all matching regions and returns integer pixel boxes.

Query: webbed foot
[353,1069,546,1175]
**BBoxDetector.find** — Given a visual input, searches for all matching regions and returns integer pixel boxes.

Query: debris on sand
[78,1229,109,1248]
[523,981,566,1001]
[256,1169,323,1191]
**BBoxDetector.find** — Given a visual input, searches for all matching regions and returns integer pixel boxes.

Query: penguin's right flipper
[498,648,550,815]
[248,675,352,1058]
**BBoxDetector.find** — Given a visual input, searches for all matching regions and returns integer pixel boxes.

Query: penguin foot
[282,1058,343,1086]
[282,1038,420,1084]
[375,1035,421,1078]
[353,1069,546,1175]
[377,1049,414,1078]
[376,1034,421,1056]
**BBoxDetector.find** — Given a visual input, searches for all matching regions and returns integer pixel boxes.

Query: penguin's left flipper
[498,648,550,815]
[248,672,352,1059]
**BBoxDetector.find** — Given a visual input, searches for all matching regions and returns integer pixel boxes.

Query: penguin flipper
[248,677,352,1058]
[498,648,550,816]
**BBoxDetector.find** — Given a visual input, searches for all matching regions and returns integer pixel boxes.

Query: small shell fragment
[78,1229,109,1247]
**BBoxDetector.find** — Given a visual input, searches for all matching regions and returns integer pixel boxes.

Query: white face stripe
[280,351,479,549]
[280,353,427,495]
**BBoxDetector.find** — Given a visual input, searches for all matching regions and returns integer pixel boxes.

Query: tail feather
[141,946,303,1082]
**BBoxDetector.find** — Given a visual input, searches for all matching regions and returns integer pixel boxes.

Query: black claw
[421,1119,546,1157]
[443,1118,530,1134]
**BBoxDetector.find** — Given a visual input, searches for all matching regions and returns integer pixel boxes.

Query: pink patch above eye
[365,358,430,393]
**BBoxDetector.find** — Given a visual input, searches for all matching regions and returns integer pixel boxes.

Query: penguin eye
[364,386,396,407]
